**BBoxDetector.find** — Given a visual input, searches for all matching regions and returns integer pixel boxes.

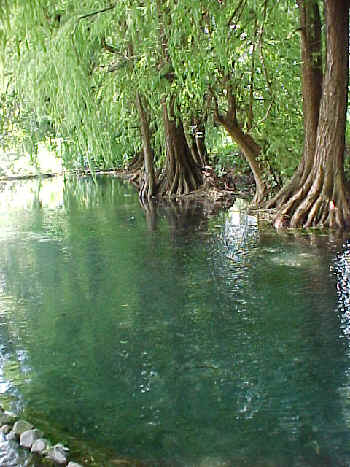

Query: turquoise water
[0,176,350,466]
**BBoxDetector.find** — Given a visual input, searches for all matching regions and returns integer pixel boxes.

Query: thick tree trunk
[266,0,323,209]
[274,0,350,229]
[160,100,203,196]
[126,151,143,171]
[136,93,156,201]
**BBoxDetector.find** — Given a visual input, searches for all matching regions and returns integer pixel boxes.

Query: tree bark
[136,93,156,201]
[160,99,203,196]
[188,119,209,167]
[266,0,323,209]
[273,0,350,229]
[213,90,266,206]
[219,118,266,206]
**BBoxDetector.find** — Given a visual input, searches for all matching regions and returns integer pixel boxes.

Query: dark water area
[1,176,350,466]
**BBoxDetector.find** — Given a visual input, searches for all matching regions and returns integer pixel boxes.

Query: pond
[1,175,350,466]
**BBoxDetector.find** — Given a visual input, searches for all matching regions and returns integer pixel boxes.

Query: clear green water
[1,176,350,466]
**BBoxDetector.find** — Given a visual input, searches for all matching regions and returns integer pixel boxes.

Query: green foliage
[1,0,304,179]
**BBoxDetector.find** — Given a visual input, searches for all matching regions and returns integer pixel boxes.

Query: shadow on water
[1,176,350,466]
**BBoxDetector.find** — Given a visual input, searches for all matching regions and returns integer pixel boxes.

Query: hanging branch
[71,3,118,67]
[77,4,117,23]
[209,87,221,122]
[101,37,118,54]
[227,0,248,28]
[247,15,259,131]
[226,82,238,124]
[257,0,274,124]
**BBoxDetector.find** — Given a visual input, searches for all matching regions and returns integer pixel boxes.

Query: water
[0,176,350,466]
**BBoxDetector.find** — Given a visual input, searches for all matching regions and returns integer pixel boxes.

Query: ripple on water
[0,177,349,466]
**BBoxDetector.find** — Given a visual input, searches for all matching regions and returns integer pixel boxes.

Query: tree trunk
[136,93,156,201]
[212,89,266,206]
[188,119,209,167]
[273,0,350,229]
[219,118,266,206]
[266,0,323,209]
[126,151,143,172]
[160,99,203,196]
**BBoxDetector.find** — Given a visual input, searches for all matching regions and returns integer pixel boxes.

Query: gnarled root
[274,168,350,229]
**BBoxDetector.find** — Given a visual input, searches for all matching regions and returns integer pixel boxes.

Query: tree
[154,0,204,196]
[172,0,302,206]
[267,0,350,229]
[10,0,345,228]
[2,1,302,196]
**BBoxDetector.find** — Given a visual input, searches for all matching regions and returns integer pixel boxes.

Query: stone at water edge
[12,420,34,437]
[31,438,50,454]
[0,424,12,434]
[67,463,84,467]
[0,411,17,425]
[20,429,44,449]
[46,444,69,464]
[6,430,17,440]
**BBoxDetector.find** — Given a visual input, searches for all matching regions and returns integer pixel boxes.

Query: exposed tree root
[267,0,350,231]
[159,100,203,197]
[273,166,350,230]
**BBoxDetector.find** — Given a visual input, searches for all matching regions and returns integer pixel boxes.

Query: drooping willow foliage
[1,1,302,180]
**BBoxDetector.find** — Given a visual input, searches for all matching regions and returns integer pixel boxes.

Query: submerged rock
[20,428,44,449]
[67,462,83,467]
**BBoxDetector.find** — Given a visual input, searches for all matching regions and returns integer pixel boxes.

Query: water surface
[0,176,350,466]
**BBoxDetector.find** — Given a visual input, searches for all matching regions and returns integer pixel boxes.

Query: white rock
[0,425,11,434]
[31,438,50,454]
[12,420,33,437]
[55,442,69,452]
[46,445,68,464]
[6,430,16,440]
[20,428,43,448]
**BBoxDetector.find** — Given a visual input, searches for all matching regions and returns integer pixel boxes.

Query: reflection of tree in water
[140,196,227,237]
[2,177,350,466]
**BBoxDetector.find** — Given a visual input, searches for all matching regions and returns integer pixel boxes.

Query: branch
[209,87,220,122]
[226,82,237,124]
[257,0,274,125]
[247,17,259,131]
[209,87,227,127]
[101,37,119,54]
[100,38,136,72]
[77,4,117,23]
[106,60,128,72]
[227,0,247,28]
